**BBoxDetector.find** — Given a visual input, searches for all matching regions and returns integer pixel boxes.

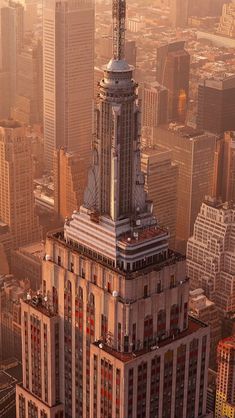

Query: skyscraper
[139,82,168,147]
[0,120,42,255]
[216,131,235,203]
[187,197,235,315]
[16,2,211,417]
[217,2,235,37]
[141,146,178,248]
[0,2,24,117]
[12,39,43,125]
[156,41,190,123]
[43,0,94,168]
[215,336,235,418]
[155,124,218,253]
[171,0,189,27]
[197,75,235,135]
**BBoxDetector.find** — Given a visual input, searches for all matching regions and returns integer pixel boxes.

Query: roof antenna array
[112,0,126,60]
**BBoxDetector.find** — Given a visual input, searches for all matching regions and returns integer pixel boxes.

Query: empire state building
[16,1,211,418]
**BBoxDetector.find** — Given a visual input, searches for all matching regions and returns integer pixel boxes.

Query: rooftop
[0,361,22,406]
[119,224,168,245]
[17,241,45,260]
[49,229,185,278]
[93,316,208,363]
[203,196,235,210]
[219,335,235,350]
[0,120,22,129]
[167,123,205,138]
[23,295,57,318]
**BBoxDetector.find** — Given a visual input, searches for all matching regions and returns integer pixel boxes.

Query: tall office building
[0,3,24,117]
[156,41,190,123]
[187,197,235,315]
[171,0,189,27]
[197,75,235,135]
[16,2,211,417]
[141,146,178,248]
[12,39,43,125]
[0,120,42,255]
[139,82,168,147]
[216,131,235,203]
[155,124,218,253]
[215,336,235,418]
[43,0,94,168]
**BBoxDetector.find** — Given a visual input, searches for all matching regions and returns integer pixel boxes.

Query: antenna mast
[112,0,126,60]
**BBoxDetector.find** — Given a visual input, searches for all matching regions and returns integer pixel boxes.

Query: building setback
[187,197,235,314]
[16,1,211,417]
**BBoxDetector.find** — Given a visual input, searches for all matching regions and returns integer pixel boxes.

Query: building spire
[112,0,126,60]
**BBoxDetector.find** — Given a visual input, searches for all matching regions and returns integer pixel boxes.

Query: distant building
[189,288,221,369]
[155,124,218,252]
[215,336,235,418]
[171,0,189,28]
[197,75,235,135]
[127,16,145,32]
[97,36,137,68]
[43,0,94,169]
[0,2,24,118]
[217,2,235,38]
[156,41,190,123]
[139,82,168,147]
[207,369,217,415]
[216,131,235,202]
[11,40,43,125]
[0,121,42,256]
[189,0,228,18]
[0,243,9,275]
[54,148,88,220]
[0,275,29,361]
[24,0,38,32]
[222,311,235,339]
[11,242,44,291]
[141,146,178,248]
[0,359,22,418]
[187,198,235,315]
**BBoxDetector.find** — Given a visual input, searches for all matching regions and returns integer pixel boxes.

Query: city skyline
[0,0,235,417]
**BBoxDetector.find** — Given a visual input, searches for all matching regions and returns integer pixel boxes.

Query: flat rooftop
[119,224,168,245]
[0,120,22,129]
[24,295,57,318]
[203,197,234,210]
[93,316,207,363]
[0,362,22,402]
[50,229,185,278]
[18,241,45,260]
